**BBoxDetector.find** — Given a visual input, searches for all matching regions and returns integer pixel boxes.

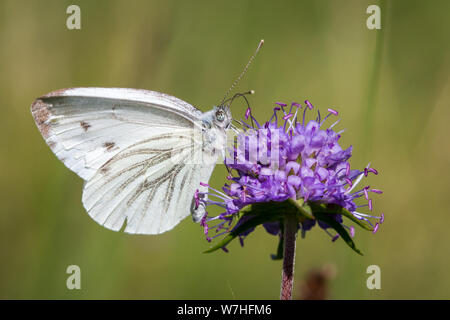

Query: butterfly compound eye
[215,110,225,122]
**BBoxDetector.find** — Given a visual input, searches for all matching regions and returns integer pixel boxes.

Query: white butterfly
[31,40,263,235]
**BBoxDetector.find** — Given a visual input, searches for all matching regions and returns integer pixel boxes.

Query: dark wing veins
[97,133,198,230]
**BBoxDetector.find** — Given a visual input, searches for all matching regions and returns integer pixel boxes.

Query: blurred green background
[1,0,449,299]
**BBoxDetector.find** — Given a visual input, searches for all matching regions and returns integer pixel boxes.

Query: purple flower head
[196,100,384,252]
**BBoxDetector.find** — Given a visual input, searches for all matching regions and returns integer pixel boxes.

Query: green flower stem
[280,211,298,300]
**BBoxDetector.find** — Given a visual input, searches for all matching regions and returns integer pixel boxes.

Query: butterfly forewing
[31,87,203,180]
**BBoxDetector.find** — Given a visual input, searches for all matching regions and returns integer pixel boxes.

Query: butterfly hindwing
[82,131,216,234]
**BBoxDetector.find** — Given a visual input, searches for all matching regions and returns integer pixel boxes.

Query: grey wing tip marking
[31,88,73,138]
[31,98,51,139]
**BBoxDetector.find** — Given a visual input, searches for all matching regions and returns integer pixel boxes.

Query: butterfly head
[212,105,232,129]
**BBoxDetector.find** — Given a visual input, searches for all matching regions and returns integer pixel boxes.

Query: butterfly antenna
[223,89,254,107]
[220,39,264,106]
